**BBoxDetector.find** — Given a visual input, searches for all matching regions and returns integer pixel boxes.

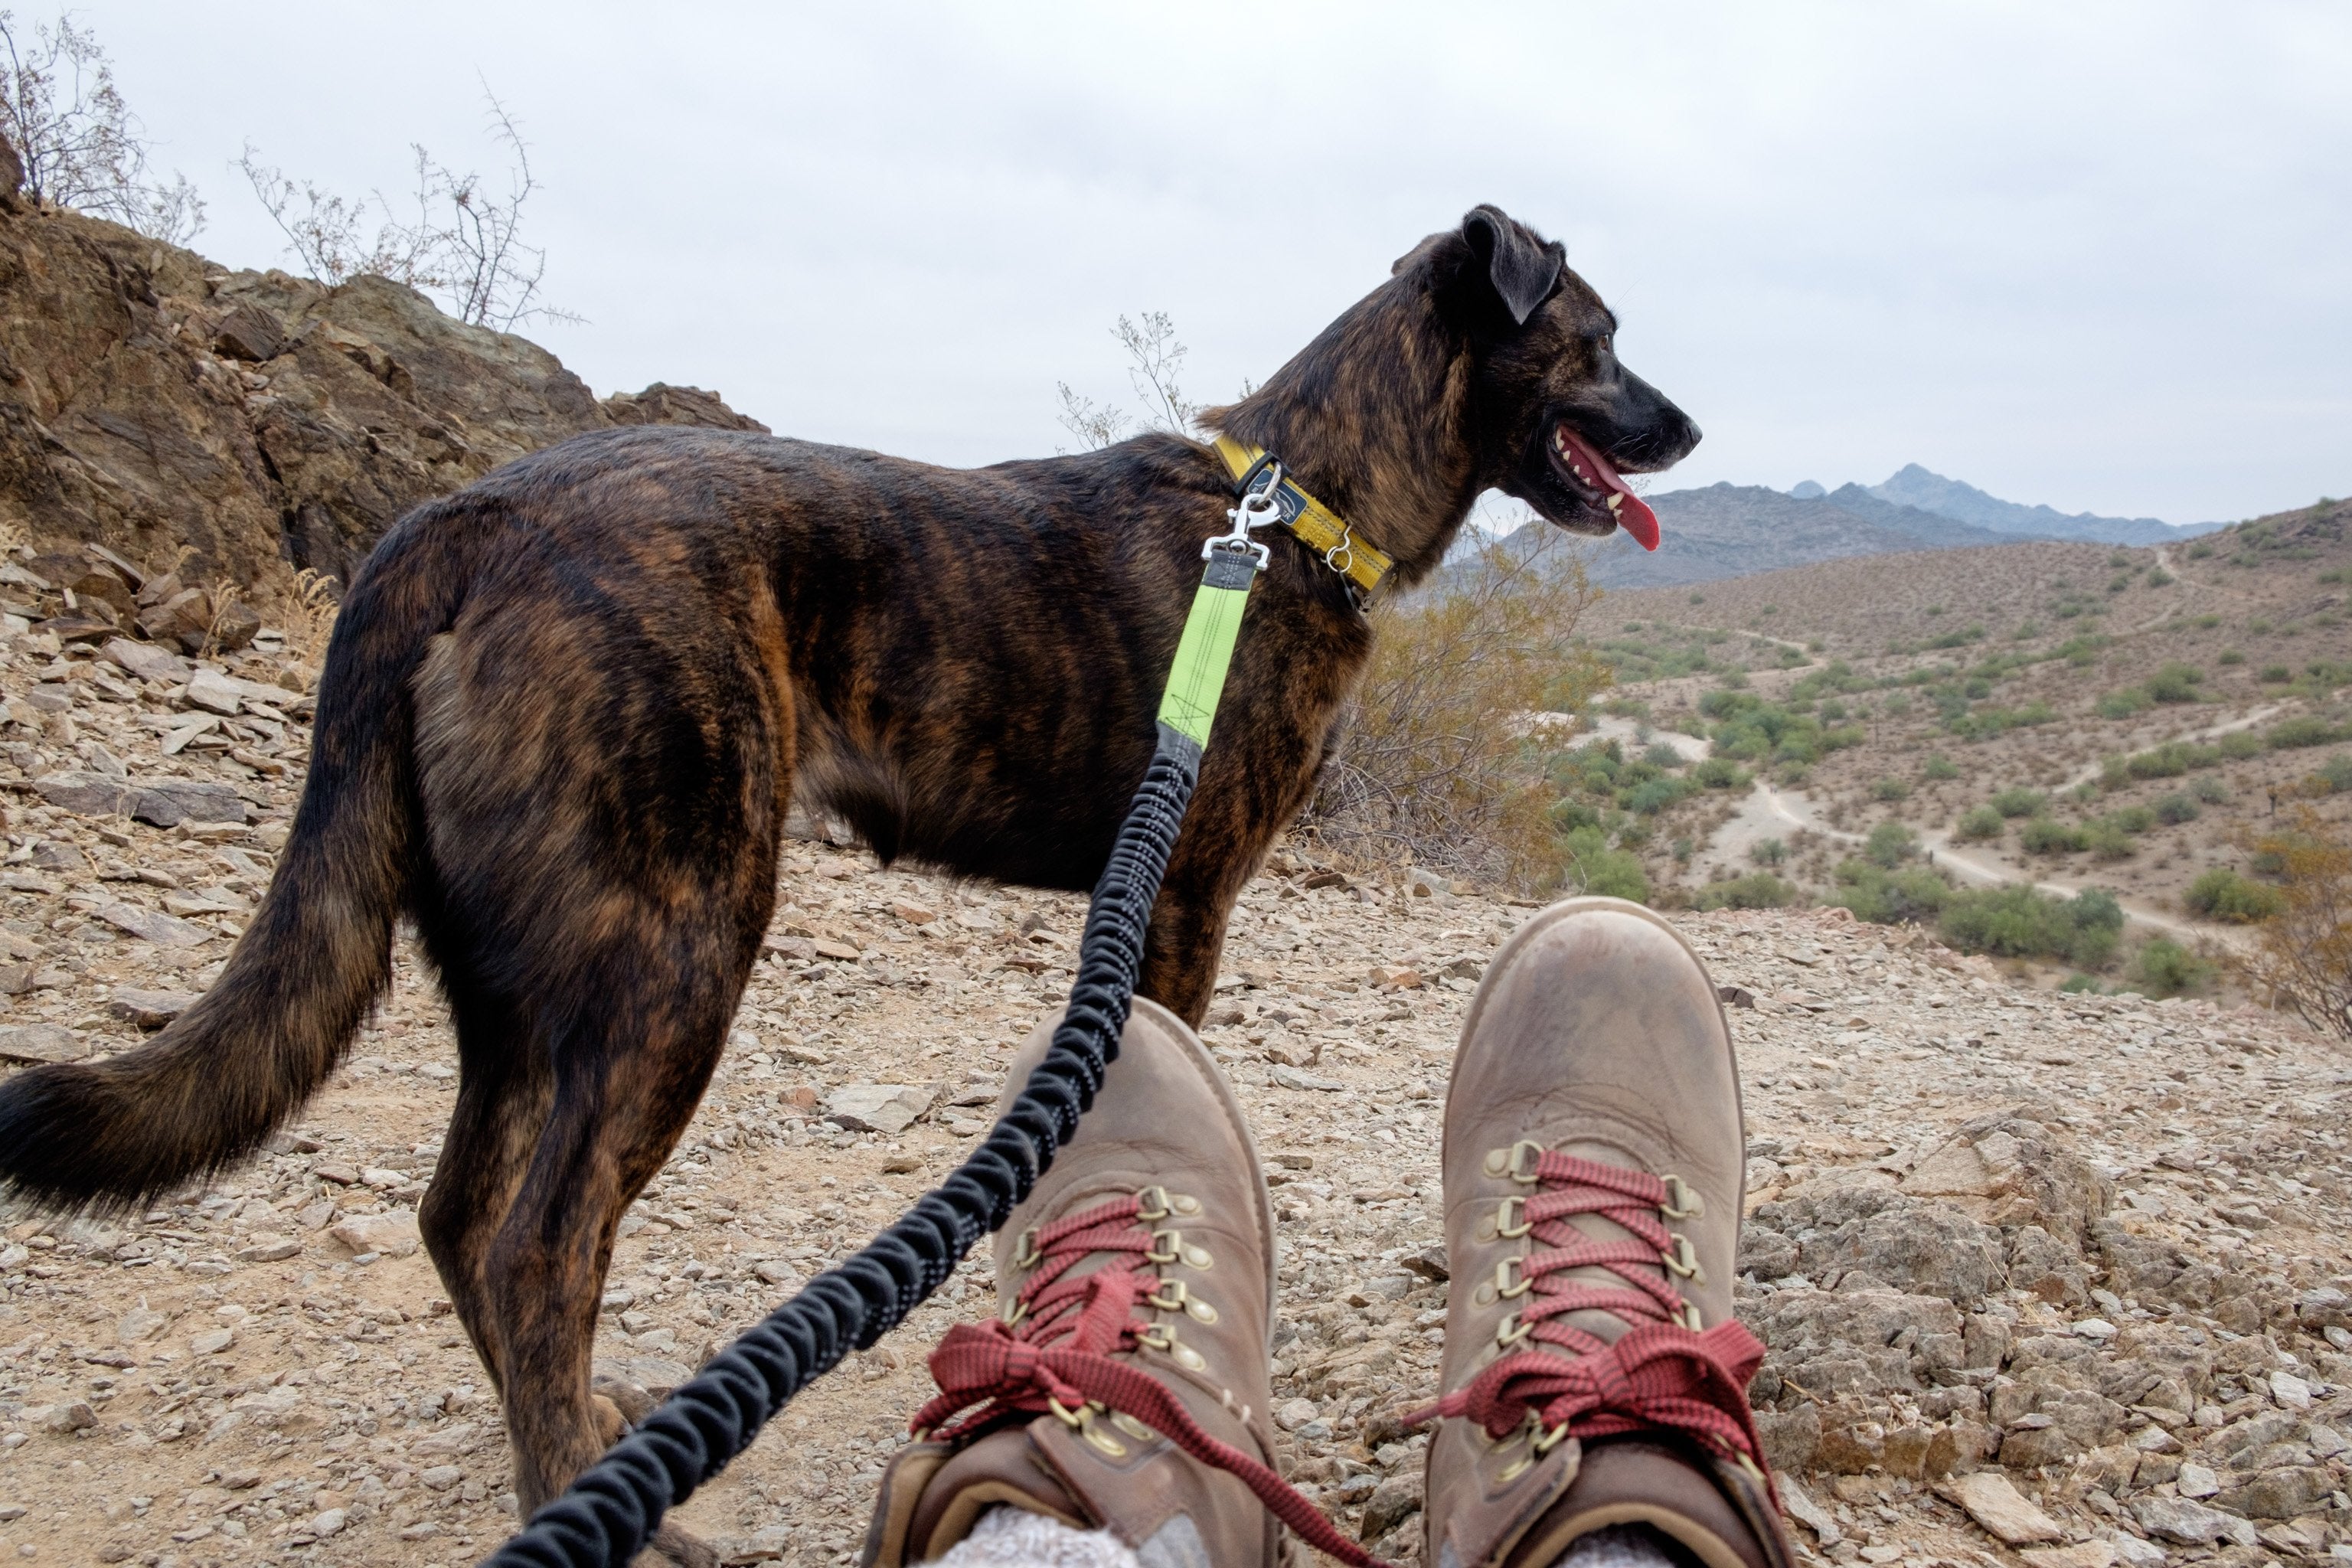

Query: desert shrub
[2085,819,2135,861]
[1939,884,2119,968]
[2057,974,2109,994]
[1956,804,2005,841]
[2218,731,2263,760]
[2308,754,2352,795]
[1922,753,1959,781]
[1642,741,1684,769]
[2020,817,2089,854]
[2191,775,2230,803]
[2259,665,2293,683]
[1991,788,2046,818]
[2184,867,2284,923]
[2147,570,2175,588]
[1622,776,1694,815]
[2154,793,2201,825]
[2145,663,2204,703]
[2109,805,2158,835]
[1749,838,1787,867]
[2218,648,2245,665]
[1831,861,1950,926]
[1691,756,1749,789]
[1872,777,1909,802]
[2128,938,2215,998]
[1308,534,1605,890]
[2244,808,2352,1038]
[2097,687,2150,720]
[1694,872,1802,911]
[1864,821,1918,869]
[2269,716,2347,750]
[1557,825,1648,903]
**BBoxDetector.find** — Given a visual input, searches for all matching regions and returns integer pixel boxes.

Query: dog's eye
[1596,335,1613,357]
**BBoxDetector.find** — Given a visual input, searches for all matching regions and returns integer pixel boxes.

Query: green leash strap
[1157,546,1263,749]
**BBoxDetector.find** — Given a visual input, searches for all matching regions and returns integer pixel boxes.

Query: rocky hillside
[0,191,763,612]
[0,626,2347,1568]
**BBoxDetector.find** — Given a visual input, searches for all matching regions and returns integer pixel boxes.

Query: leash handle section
[482,549,1266,1568]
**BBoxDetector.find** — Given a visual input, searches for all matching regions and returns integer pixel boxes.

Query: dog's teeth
[1606,493,1623,512]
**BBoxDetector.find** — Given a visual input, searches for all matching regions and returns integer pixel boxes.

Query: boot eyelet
[1506,1140,1546,1184]
[1174,1344,1207,1371]
[1139,1325,1173,1351]
[1013,1227,1041,1269]
[1473,1282,1498,1307]
[1662,1233,1704,1282]
[1494,1257,1530,1300]
[1186,1298,1220,1325]
[1146,1280,1190,1312]
[1531,1419,1571,1457]
[1181,1243,1214,1270]
[1495,1312,1532,1348]
[1085,1423,1129,1457]
[1147,1228,1182,1264]
[1661,1174,1703,1220]
[1475,1215,1499,1243]
[1171,1193,1201,1216]
[1001,1298,1029,1327]
[1681,1301,1705,1331]
[1136,1185,1172,1222]
[1496,1196,1531,1240]
[1483,1148,1511,1178]
[1497,1452,1535,1484]
[1110,1411,1157,1442]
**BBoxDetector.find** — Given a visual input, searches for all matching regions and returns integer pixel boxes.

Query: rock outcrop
[0,201,764,608]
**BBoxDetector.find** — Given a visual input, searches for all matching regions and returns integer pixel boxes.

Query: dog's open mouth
[1550,423,1661,551]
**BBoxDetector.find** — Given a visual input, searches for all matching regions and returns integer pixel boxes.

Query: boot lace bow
[913,1192,1376,1568]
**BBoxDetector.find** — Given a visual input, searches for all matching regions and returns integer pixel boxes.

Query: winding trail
[1694,707,2279,953]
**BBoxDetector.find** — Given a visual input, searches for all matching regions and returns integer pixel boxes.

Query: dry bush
[0,9,203,243]
[1303,531,1606,891]
[2242,806,2352,1040]
[238,90,573,331]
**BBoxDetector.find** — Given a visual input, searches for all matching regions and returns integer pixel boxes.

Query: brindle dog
[0,204,1697,1548]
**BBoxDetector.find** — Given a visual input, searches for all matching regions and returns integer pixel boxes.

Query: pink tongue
[1559,429,1661,552]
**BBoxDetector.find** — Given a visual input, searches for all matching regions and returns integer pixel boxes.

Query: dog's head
[1409,205,1700,550]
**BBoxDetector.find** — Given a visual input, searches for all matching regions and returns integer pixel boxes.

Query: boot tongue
[1558,429,1661,552]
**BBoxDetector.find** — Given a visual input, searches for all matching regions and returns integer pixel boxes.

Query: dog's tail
[0,507,474,1211]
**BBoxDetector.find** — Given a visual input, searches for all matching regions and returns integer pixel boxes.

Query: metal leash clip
[1206,459,1282,570]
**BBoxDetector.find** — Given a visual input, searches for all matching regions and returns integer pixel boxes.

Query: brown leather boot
[861,998,1369,1568]
[1419,898,1796,1568]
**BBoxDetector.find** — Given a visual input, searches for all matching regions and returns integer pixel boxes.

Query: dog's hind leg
[415,979,553,1406]
[475,936,746,1547]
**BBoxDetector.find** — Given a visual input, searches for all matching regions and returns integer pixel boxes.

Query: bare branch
[0,9,204,243]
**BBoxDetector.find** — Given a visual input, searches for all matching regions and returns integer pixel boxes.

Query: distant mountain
[1867,464,2223,546]
[1486,466,2233,592]
[1544,484,1960,590]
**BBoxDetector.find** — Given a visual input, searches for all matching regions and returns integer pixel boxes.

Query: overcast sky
[87,1,2351,525]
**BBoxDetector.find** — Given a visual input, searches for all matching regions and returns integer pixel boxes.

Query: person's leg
[1422,897,1797,1568]
[859,1001,1365,1568]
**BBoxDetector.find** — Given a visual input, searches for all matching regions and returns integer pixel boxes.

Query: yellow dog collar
[1211,435,1392,596]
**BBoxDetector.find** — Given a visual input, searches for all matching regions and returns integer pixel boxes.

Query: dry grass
[1304,533,1606,893]
[2243,807,2352,1038]
[283,567,341,669]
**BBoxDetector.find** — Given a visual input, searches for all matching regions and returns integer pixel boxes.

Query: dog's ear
[1460,205,1564,325]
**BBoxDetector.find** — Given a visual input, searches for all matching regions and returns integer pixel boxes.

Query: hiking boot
[1420,897,1795,1568]
[861,999,1369,1568]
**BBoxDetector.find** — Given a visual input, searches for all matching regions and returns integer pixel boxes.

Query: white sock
[1556,1523,1684,1568]
[929,1505,1141,1568]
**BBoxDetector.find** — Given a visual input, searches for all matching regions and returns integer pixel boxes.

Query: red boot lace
[1415,1151,1774,1488]
[912,1193,1376,1568]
